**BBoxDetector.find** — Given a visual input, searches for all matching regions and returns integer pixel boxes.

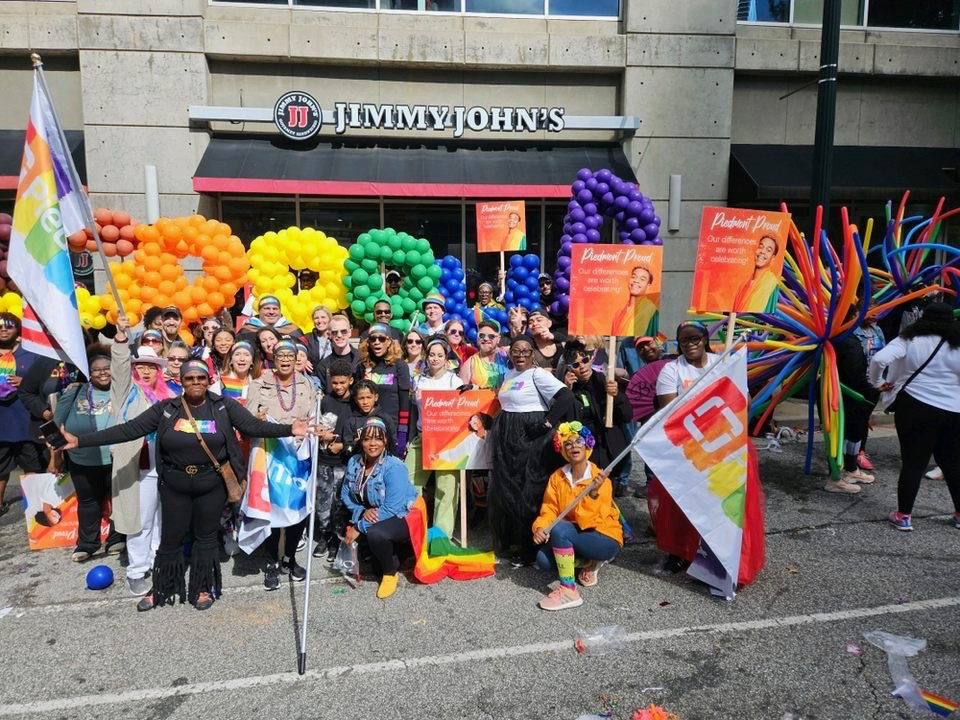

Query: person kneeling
[531,422,622,611]
[341,417,418,599]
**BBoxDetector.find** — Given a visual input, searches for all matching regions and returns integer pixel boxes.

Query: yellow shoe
[376,573,399,599]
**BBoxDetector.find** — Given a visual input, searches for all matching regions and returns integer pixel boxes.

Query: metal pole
[810,0,842,224]
[297,396,322,675]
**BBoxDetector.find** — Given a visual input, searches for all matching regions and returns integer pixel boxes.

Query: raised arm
[76,402,164,447]
[224,396,297,438]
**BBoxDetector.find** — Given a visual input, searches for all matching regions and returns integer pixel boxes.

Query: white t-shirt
[498,367,565,413]
[413,371,463,431]
[656,353,720,397]
[869,335,960,412]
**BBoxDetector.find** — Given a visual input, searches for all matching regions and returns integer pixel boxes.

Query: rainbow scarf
[405,496,495,583]
[0,351,16,398]
[220,375,248,403]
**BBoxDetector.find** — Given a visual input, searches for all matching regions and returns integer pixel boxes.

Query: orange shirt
[532,461,623,545]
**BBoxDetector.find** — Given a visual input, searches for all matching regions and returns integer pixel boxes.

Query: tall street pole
[810,0,842,227]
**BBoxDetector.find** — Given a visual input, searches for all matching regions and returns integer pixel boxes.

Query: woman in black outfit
[60,360,310,611]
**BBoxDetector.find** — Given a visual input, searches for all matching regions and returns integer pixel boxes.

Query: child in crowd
[314,359,354,561]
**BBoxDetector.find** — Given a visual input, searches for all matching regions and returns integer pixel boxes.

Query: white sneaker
[842,468,875,485]
[925,467,944,481]
[824,479,861,494]
[127,575,151,596]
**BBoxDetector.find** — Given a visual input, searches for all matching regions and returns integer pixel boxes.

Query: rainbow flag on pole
[8,64,89,377]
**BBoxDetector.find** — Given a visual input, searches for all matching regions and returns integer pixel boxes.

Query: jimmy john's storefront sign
[272,90,565,140]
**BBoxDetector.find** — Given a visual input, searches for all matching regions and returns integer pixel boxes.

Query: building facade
[1,0,957,329]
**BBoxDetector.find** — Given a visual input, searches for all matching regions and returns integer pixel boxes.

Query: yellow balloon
[91,315,107,330]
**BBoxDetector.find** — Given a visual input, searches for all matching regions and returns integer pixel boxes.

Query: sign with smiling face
[567,244,663,337]
[690,206,791,314]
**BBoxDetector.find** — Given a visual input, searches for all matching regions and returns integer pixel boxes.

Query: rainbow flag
[220,375,247,403]
[921,690,959,717]
[405,496,495,583]
[8,66,89,377]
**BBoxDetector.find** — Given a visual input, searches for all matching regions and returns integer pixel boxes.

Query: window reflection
[868,0,959,29]
[465,0,543,14]
[299,202,380,248]
[549,0,618,16]
[736,0,790,21]
[220,200,297,248]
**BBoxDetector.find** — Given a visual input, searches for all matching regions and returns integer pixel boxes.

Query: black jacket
[570,371,632,473]
[317,347,361,394]
[19,356,81,441]
[77,393,293,480]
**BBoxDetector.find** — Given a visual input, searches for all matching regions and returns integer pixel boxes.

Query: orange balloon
[125,298,142,315]
[143,242,162,257]
[144,256,162,272]
[174,276,188,290]
[125,311,141,327]
[112,211,131,227]
[114,273,132,289]
[196,303,214,318]
[134,249,147,264]
[206,291,225,310]
[100,225,120,242]
[182,307,199,324]
[133,223,149,241]
[158,280,177,297]
[152,294,169,308]
[214,265,233,282]
[194,234,211,250]
[227,239,246,258]
[94,208,113,226]
[173,291,192,309]
[102,243,118,257]
[201,219,219,236]
[213,234,229,251]
[201,245,219,263]
[127,284,141,300]
[160,252,177,266]
[116,239,134,256]
[159,264,179,281]
[106,309,118,324]
[134,265,147,280]
[220,282,238,299]
[203,275,220,292]
[174,240,190,257]
[189,286,207,304]
[144,271,162,287]
[182,226,198,243]
[217,222,232,237]
[227,257,248,275]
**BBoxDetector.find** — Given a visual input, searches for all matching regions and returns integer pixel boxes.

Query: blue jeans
[535,520,620,570]
[614,421,637,488]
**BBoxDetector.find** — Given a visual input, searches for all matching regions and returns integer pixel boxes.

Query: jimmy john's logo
[274,91,322,140]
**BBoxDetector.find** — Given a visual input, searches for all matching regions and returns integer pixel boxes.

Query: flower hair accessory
[553,421,596,454]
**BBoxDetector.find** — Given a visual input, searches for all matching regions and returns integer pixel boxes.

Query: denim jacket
[340,454,418,533]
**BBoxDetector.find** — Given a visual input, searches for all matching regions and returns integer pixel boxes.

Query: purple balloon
[596,169,612,183]
[643,223,660,238]
[653,215,662,226]
[595,182,609,195]
[614,195,629,210]
[560,242,572,257]
[627,200,643,215]
[559,295,570,312]
[630,228,647,243]
[628,188,642,202]
[611,180,626,196]
[570,222,587,235]
[563,224,573,235]
[568,200,582,211]
[615,211,625,223]
[624,217,640,231]
[572,233,588,244]
[572,180,586,193]
[583,203,598,216]
[601,192,615,206]
[557,255,571,271]
[586,228,602,243]
[570,207,585,222]
[577,189,594,204]
[555,276,570,292]
[550,301,561,315]
[584,215,601,230]
[576,168,593,181]
[585,178,598,191]
[560,234,572,245]
[639,208,655,224]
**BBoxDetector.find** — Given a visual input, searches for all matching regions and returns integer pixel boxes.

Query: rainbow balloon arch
[705,193,959,476]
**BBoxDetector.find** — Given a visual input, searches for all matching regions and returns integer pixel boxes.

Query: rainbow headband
[553,421,596,455]
[231,340,253,353]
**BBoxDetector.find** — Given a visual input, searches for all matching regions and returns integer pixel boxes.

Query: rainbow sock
[553,547,575,590]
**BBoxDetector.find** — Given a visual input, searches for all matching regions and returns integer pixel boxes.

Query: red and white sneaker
[856,451,874,471]
[538,585,583,611]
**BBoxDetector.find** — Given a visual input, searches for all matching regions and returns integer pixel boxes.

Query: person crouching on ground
[341,417,418,599]
[531,422,622,611]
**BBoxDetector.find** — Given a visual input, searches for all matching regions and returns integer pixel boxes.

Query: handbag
[182,400,246,503]
[884,338,946,414]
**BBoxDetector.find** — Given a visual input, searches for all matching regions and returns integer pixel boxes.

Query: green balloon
[387,233,401,251]
[343,275,353,289]
[361,258,379,273]
[353,268,369,285]
[354,284,370,300]
[389,319,405,330]
[397,287,409,299]
[416,238,430,253]
[405,250,421,267]
[426,265,442,281]
[367,274,382,291]
[370,229,386,245]
[357,233,372,245]
[364,295,378,311]
[401,298,416,314]
[344,259,359,273]
[364,312,374,324]
[410,264,426,280]
[390,294,403,306]
[400,235,416,252]
[351,300,366,316]
[421,251,435,266]
[391,250,406,266]
[409,287,423,302]
[348,244,364,261]
[417,276,434,292]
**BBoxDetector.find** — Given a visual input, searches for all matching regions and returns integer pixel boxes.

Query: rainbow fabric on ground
[404,496,495,583]
[921,689,959,717]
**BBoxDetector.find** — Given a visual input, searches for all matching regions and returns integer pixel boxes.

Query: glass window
[295,0,377,7]
[220,199,297,248]
[383,202,462,263]
[549,0,618,16]
[465,0,544,14]
[0,191,14,218]
[736,0,790,21]
[793,0,862,24]
[299,202,380,249]
[464,202,543,292]
[867,0,959,29]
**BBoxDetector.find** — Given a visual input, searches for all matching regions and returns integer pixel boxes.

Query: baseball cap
[161,306,181,318]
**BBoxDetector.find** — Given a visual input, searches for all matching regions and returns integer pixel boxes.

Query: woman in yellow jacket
[531,422,623,611]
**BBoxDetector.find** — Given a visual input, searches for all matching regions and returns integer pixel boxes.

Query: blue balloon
[86,564,114,591]
[466,328,477,342]
[524,275,539,291]
[509,254,523,268]
[453,290,466,303]
[513,266,529,281]
[453,269,464,282]
[519,298,533,311]
[507,278,518,291]
[504,290,515,304]
[522,254,539,270]
[440,268,451,284]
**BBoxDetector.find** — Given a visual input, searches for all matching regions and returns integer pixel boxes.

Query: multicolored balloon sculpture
[551,168,662,317]
[247,227,349,331]
[344,228,440,333]
[504,253,541,311]
[67,208,139,258]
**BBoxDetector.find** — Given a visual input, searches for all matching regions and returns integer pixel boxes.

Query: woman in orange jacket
[531,422,623,611]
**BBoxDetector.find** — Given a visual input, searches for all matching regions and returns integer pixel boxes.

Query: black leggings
[893,392,960,515]
[264,516,308,563]
[153,467,226,606]
[363,515,410,576]
[68,459,124,553]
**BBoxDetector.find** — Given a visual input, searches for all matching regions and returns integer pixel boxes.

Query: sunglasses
[143,337,163,344]
[405,338,423,345]
[477,333,497,341]
[510,349,533,358]
[1,319,18,329]
[369,336,389,343]
[374,309,392,316]
[446,328,463,336]
[182,374,208,383]
[678,336,705,346]
[569,357,592,369]
[330,329,350,337]
[167,356,188,363]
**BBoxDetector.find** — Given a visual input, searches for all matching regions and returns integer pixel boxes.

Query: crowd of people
[0,268,958,613]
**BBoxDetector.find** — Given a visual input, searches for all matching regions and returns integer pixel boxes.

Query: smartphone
[39,420,68,450]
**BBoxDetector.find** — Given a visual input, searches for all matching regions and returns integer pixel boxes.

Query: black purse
[884,339,945,414]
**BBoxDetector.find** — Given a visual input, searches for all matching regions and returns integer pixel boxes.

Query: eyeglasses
[446,328,463,336]
[330,329,350,337]
[570,357,592,369]
[405,338,423,345]
[275,352,296,360]
[477,333,497,341]
[369,336,389,343]
[562,438,586,449]
[678,336,705,347]
[510,349,533,358]
[167,356,188,363]
[143,338,162,345]
[89,367,111,375]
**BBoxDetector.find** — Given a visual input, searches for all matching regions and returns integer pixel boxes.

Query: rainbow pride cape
[405,496,495,583]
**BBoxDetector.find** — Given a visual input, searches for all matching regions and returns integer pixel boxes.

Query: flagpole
[30,53,126,320]
[544,335,747,534]
[297,396,322,675]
